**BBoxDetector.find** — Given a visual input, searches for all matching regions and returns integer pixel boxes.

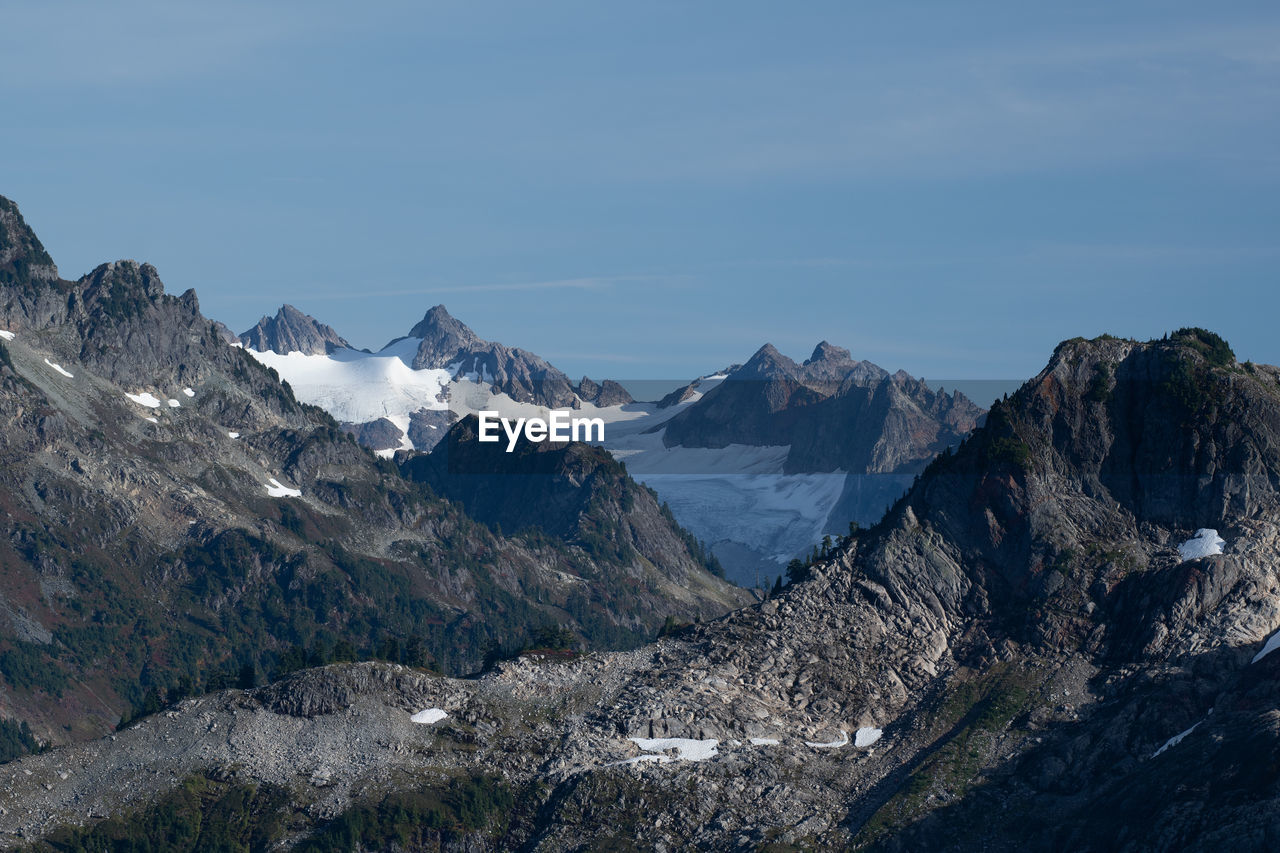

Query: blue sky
[3,1,1277,383]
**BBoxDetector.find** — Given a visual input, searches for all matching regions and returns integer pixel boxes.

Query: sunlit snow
[855,727,883,747]
[805,730,849,749]
[182,388,195,397]
[167,399,180,408]
[265,478,302,498]
[627,737,719,762]
[1252,629,1280,664]
[749,738,780,746]
[227,432,241,439]
[126,392,163,408]
[247,343,451,426]
[144,417,159,424]
[44,359,74,378]
[0,330,14,341]
[1153,722,1200,758]
[411,708,448,725]
[1178,529,1225,561]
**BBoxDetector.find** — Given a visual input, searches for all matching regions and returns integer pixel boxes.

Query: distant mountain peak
[239,304,351,355]
[408,304,476,341]
[735,343,799,380]
[806,340,852,364]
[405,304,485,367]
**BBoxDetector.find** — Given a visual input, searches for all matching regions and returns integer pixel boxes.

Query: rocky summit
[239,305,354,356]
[3,323,1278,851]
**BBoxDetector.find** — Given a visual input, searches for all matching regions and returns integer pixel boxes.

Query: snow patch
[167,399,181,408]
[854,727,883,747]
[627,737,719,762]
[246,344,451,424]
[411,708,448,725]
[44,359,74,378]
[227,432,240,439]
[265,478,302,498]
[144,416,159,424]
[126,392,163,408]
[749,738,780,746]
[182,388,195,397]
[805,730,849,749]
[1252,629,1280,664]
[1178,529,1225,561]
[0,330,14,341]
[1153,722,1200,758]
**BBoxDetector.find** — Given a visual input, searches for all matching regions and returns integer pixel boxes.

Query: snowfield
[247,341,451,427]
[1252,629,1280,664]
[1178,529,1225,561]
[410,708,448,725]
[125,392,163,408]
[0,330,15,341]
[854,727,883,747]
[44,359,74,378]
[627,737,720,763]
[265,478,302,498]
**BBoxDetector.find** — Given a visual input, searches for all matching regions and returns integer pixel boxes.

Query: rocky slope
[4,329,1276,851]
[0,197,747,755]
[402,415,726,582]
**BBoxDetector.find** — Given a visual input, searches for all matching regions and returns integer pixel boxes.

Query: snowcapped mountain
[242,304,633,458]
[238,306,983,587]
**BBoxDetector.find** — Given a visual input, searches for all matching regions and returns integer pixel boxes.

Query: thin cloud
[296,274,690,301]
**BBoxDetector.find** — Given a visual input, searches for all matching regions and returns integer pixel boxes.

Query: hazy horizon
[5,1,1276,382]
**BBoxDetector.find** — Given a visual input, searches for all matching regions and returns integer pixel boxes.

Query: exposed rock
[404,304,581,408]
[239,304,353,355]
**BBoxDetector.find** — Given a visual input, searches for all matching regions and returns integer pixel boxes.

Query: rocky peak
[806,340,852,364]
[734,343,800,381]
[0,195,59,289]
[239,304,352,355]
[405,304,482,367]
[577,375,634,407]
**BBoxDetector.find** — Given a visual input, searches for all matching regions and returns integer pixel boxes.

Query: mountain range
[0,196,745,748]
[4,322,1276,850]
[3,192,1276,851]
[237,303,984,585]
